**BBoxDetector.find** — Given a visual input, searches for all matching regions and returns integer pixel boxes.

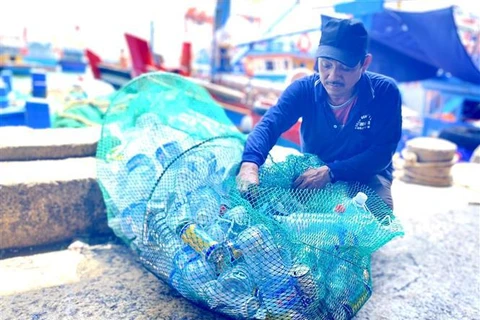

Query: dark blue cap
[316,18,368,68]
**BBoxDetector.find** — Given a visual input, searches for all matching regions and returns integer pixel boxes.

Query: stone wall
[0,127,111,251]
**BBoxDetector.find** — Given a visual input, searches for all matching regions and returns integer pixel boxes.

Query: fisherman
[236,18,402,209]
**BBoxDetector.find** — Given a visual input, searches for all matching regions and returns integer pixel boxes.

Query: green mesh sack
[96,72,404,320]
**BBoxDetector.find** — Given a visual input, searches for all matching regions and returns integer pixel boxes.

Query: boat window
[462,99,480,121]
[284,60,289,69]
[265,60,274,71]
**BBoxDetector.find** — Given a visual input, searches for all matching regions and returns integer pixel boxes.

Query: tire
[439,126,480,151]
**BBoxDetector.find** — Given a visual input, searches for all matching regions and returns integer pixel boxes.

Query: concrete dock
[0,127,479,320]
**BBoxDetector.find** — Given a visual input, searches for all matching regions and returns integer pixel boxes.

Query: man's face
[318,57,369,97]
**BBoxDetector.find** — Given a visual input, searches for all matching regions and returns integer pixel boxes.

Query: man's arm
[327,83,403,181]
[241,80,307,167]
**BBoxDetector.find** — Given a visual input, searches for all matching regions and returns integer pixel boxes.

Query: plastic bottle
[169,245,221,305]
[235,224,290,280]
[217,262,257,296]
[205,221,228,243]
[182,255,217,289]
[167,246,199,300]
[336,192,382,251]
[164,193,191,233]
[156,140,184,168]
[207,161,227,190]
[199,276,261,319]
[119,200,147,242]
[187,186,221,227]
[180,151,217,189]
[326,261,353,302]
[124,153,157,203]
[147,206,182,255]
[274,212,343,249]
[233,224,302,316]
[334,192,369,216]
[222,205,251,237]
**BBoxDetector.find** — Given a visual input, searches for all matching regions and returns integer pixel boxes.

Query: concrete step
[0,157,111,250]
[0,242,226,320]
[0,126,100,161]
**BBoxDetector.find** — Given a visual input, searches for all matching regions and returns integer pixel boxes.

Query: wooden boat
[85,50,132,90]
[121,33,303,149]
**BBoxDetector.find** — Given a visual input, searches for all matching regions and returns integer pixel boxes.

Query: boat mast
[211,0,231,82]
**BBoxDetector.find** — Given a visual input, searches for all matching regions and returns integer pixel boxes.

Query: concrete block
[0,126,100,161]
[0,157,111,250]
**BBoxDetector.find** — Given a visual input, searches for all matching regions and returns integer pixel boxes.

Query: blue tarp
[322,7,480,84]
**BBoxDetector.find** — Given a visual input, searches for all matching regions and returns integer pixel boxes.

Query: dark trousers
[363,174,394,209]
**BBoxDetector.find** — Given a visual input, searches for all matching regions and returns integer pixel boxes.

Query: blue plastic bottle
[218,262,257,296]
[182,255,217,291]
[222,205,251,237]
[337,192,382,251]
[235,224,290,280]
[187,186,221,227]
[274,213,343,249]
[234,224,301,317]
[200,272,261,319]
[119,201,147,241]
[155,140,183,168]
[125,153,157,202]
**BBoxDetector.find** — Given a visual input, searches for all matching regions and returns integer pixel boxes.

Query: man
[236,18,402,209]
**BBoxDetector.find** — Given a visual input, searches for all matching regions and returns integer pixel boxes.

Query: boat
[0,34,33,75]
[1,29,87,75]
[58,48,88,73]
[121,31,305,149]
[85,49,132,90]
[122,32,252,123]
[22,41,59,71]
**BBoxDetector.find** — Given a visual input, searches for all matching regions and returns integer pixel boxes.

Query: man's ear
[362,54,373,72]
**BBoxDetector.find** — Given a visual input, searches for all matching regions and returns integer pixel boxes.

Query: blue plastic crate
[25,98,51,128]
[0,106,26,126]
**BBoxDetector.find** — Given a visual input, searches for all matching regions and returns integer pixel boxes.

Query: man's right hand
[236,162,259,193]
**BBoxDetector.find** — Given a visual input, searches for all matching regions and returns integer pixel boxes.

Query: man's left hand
[293,166,332,189]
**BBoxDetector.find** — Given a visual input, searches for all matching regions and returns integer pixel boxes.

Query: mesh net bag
[96,72,404,320]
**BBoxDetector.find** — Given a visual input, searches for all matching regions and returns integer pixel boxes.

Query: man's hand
[236,162,259,193]
[293,166,332,189]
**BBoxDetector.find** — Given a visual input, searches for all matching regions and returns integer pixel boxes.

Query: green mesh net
[96,72,404,320]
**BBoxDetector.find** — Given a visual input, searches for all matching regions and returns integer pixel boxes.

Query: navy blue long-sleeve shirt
[241,72,402,182]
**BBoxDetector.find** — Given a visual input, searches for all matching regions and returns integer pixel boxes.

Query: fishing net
[52,95,113,128]
[96,72,404,320]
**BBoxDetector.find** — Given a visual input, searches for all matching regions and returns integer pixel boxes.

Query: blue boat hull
[98,66,132,90]
[0,65,31,76]
[59,60,87,73]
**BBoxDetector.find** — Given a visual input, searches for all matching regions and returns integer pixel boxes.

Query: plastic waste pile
[96,72,404,319]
